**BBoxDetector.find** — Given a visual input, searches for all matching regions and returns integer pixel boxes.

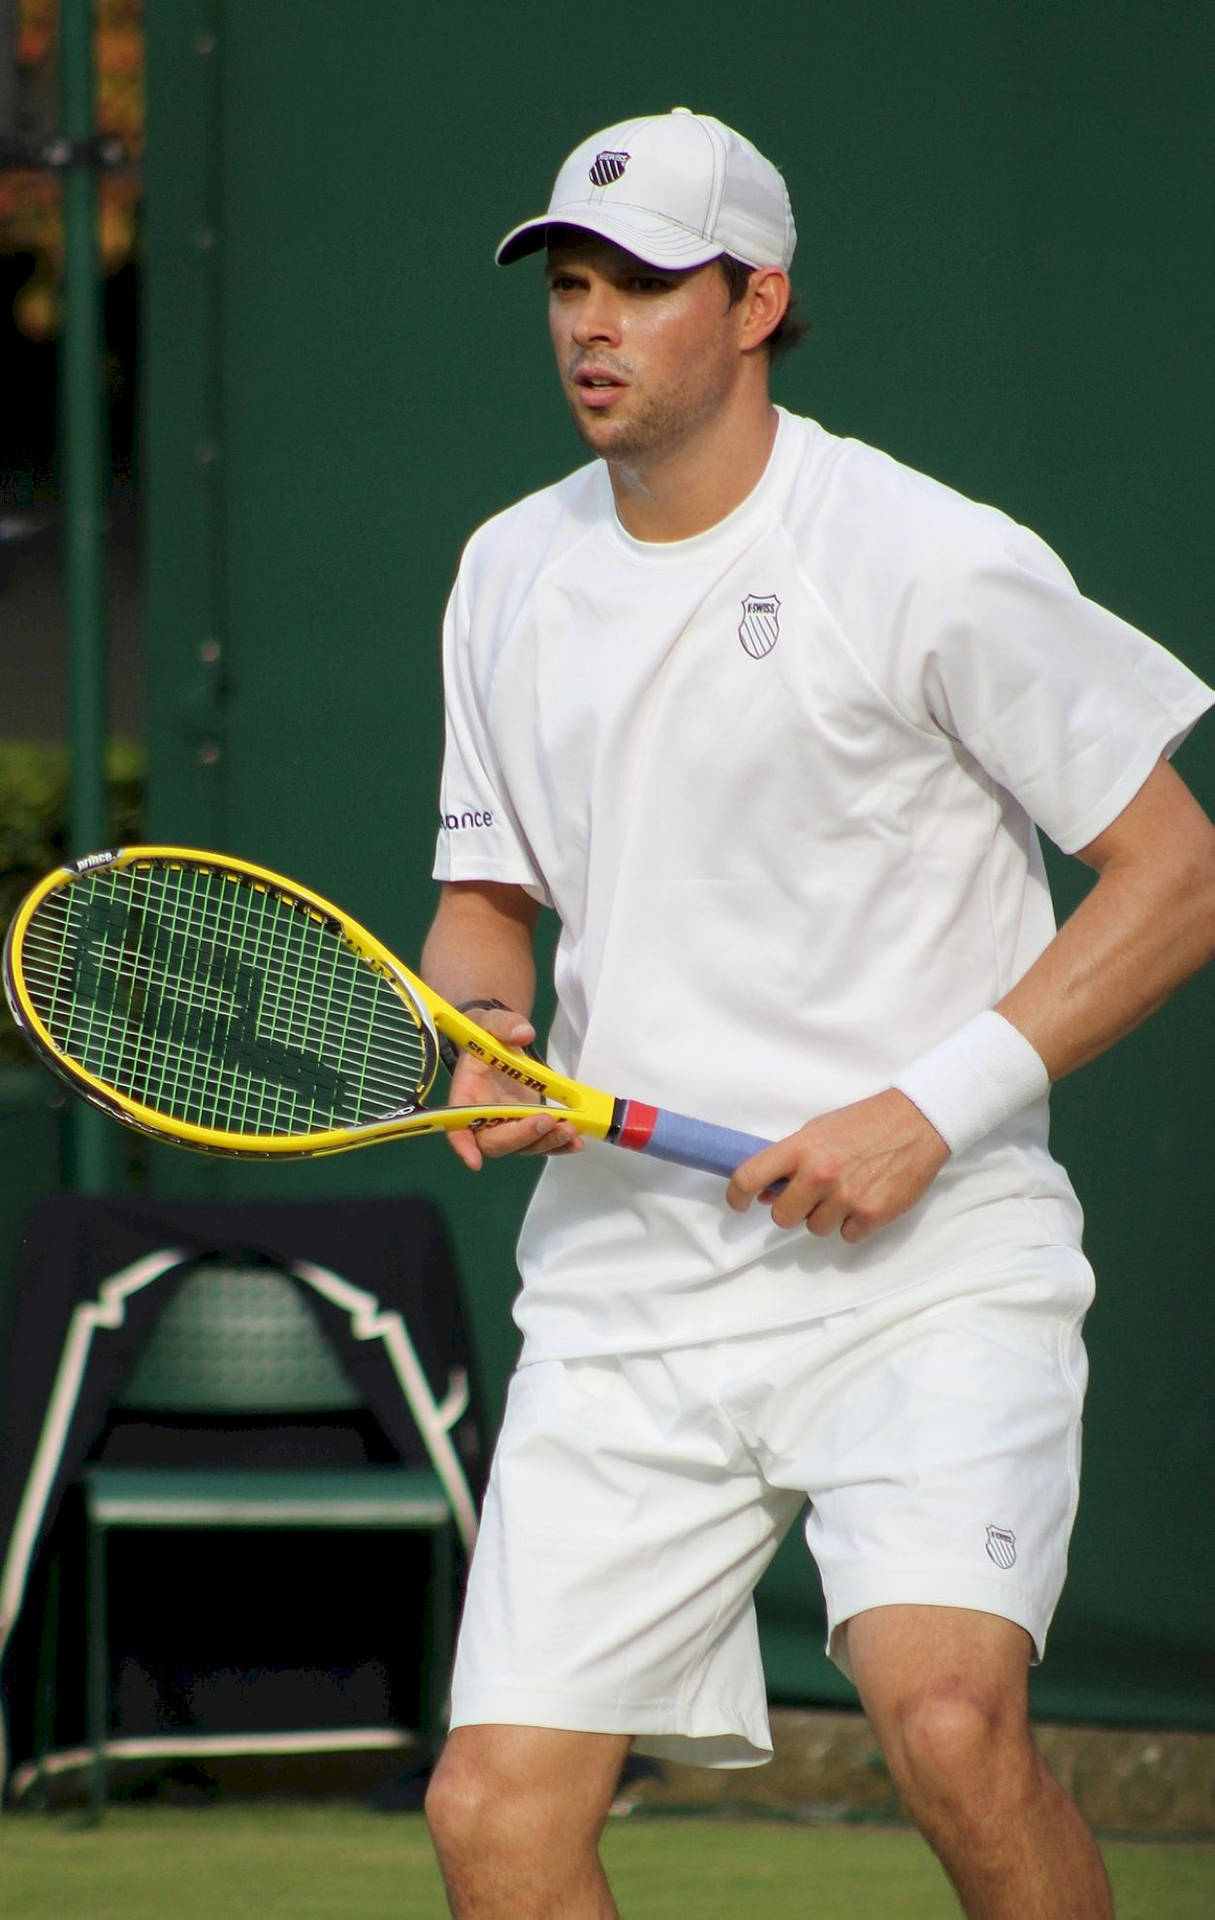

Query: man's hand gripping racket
[436,999,585,1169]
[2,847,776,1178]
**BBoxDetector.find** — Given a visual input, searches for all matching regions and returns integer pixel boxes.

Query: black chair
[0,1196,484,1813]
[73,1261,457,1816]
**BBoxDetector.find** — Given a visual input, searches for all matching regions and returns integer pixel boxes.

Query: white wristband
[891,1011,1050,1156]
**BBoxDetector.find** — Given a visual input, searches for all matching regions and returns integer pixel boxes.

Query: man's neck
[607,397,780,543]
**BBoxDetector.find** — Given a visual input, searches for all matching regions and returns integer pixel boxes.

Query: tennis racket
[3,846,775,1178]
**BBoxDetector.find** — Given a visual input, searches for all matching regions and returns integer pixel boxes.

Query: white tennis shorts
[450,1248,1093,1769]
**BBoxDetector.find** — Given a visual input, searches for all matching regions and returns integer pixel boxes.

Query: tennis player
[421,109,1215,1918]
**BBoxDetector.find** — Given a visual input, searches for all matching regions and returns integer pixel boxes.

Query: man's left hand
[726,1089,951,1244]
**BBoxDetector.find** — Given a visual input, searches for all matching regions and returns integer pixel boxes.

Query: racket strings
[18,864,433,1136]
[41,871,426,1121]
[89,873,418,1091]
[21,891,415,1089]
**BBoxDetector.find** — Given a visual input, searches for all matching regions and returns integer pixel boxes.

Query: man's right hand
[444,1006,584,1171]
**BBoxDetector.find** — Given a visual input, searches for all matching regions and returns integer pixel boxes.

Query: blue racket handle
[641,1107,777,1182]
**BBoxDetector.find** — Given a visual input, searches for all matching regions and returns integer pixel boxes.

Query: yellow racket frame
[5,847,619,1159]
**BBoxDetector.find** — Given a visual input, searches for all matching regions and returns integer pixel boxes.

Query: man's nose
[572,285,622,347]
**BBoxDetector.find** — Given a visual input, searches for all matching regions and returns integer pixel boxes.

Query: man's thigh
[843,1604,1034,1718]
[450,1353,801,1766]
[729,1249,1092,1672]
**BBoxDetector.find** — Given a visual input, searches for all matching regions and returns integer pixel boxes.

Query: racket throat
[608,1098,659,1153]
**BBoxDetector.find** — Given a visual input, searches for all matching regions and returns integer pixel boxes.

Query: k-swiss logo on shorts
[589,150,630,187]
[984,1525,1018,1570]
[738,593,781,659]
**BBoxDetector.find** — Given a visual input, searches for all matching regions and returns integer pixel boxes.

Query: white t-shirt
[433,409,1212,1360]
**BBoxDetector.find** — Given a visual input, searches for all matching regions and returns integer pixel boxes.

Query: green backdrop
[136,1,1213,1727]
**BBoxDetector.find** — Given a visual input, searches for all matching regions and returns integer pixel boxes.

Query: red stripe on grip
[615,1101,658,1152]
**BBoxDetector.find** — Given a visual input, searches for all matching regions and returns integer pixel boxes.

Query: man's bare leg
[425,1724,631,1918]
[845,1605,1113,1919]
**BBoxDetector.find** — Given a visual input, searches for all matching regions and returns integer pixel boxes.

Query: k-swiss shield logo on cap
[738,594,781,659]
[985,1525,1018,1571]
[588,149,630,187]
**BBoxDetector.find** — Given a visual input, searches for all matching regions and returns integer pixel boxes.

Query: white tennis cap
[496,108,796,272]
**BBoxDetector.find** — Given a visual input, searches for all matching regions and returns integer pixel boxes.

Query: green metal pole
[60,0,112,1191]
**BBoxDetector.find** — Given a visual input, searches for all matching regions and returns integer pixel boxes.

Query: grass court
[0,1805,1211,1917]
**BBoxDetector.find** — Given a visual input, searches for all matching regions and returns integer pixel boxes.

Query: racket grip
[642,1107,776,1181]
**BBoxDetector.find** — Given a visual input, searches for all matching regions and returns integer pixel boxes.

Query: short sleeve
[901,521,1213,853]
[432,561,546,890]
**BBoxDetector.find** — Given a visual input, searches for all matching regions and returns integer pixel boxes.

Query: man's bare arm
[421,880,541,1019]
[998,757,1215,1075]
[420,881,581,1169]
[728,757,1215,1241]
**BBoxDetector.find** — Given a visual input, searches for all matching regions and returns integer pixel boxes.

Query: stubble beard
[563,358,736,472]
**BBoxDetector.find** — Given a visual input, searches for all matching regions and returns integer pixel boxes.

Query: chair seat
[82,1465,452,1529]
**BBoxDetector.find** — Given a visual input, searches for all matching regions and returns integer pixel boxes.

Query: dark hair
[717,253,810,361]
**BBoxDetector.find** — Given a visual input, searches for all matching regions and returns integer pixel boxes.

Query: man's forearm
[420,881,540,1017]
[420,881,574,1169]
[996,759,1215,1083]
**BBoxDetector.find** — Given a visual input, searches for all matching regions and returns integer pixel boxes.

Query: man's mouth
[573,365,628,409]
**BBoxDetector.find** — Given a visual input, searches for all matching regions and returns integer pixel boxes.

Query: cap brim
[495,207,724,269]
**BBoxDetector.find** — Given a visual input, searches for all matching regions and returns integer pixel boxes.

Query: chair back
[119,1262,363,1414]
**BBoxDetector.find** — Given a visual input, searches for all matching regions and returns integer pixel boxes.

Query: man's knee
[425,1739,524,1861]
[425,1725,629,1867]
[885,1685,1039,1823]
[896,1685,1015,1771]
[426,1743,487,1860]
[846,1606,1038,1805]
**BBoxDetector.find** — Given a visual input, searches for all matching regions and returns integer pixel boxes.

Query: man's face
[545,231,749,465]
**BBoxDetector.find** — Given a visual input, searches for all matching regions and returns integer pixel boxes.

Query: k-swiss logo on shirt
[588,149,630,187]
[738,593,781,659]
[984,1525,1017,1570]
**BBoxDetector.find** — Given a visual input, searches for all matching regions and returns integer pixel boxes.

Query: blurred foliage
[0,0,143,338]
[0,736,144,1064]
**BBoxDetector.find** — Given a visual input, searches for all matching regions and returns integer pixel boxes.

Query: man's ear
[740,266,791,352]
